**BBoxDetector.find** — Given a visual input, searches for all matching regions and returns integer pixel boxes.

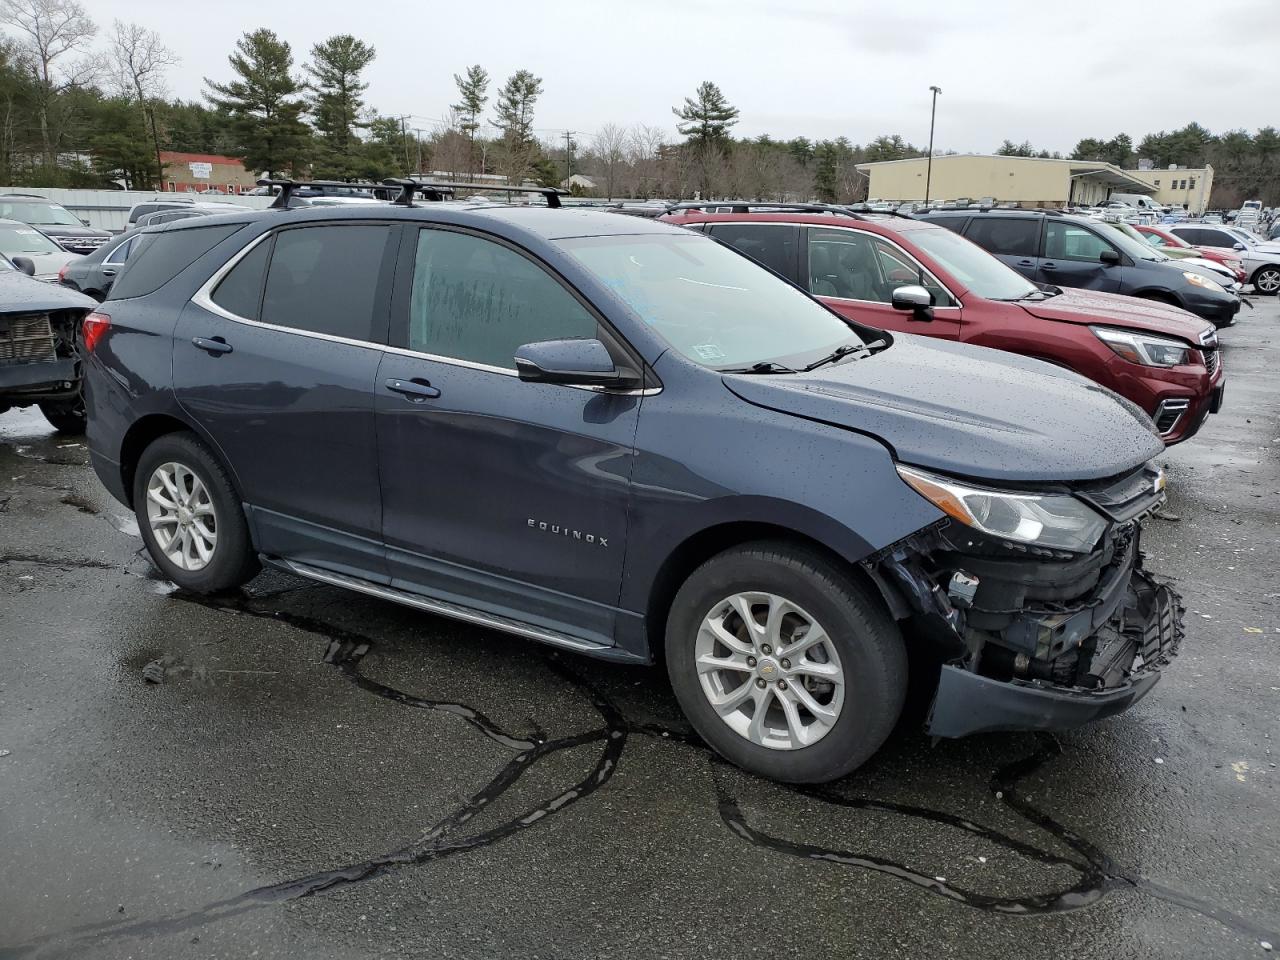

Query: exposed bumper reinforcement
[927,572,1182,738]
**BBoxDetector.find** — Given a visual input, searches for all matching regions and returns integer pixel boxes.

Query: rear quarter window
[107,223,246,300]
[963,217,1041,257]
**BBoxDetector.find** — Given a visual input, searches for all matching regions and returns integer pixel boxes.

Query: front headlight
[1090,326,1192,367]
[1183,271,1225,293]
[896,465,1108,553]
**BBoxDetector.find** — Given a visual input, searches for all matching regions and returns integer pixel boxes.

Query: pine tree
[452,64,488,138]
[305,34,375,179]
[492,69,542,184]
[204,29,310,178]
[672,81,738,145]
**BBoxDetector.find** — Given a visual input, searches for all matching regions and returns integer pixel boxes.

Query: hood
[723,335,1164,484]
[36,224,110,239]
[0,270,95,311]
[1017,288,1213,343]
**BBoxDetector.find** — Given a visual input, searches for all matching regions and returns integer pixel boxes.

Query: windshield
[1226,228,1257,246]
[1096,221,1165,261]
[0,224,61,255]
[0,200,79,225]
[906,226,1039,300]
[558,233,861,369]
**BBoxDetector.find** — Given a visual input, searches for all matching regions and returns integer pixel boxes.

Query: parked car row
[661,203,1224,445]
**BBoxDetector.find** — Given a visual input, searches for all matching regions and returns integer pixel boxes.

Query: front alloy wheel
[146,461,218,571]
[696,592,845,750]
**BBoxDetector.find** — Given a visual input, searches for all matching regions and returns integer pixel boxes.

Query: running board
[277,558,617,657]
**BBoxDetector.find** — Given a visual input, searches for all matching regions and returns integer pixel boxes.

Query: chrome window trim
[805,224,962,308]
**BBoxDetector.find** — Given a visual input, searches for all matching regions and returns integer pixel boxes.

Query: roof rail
[839,203,919,220]
[257,178,566,209]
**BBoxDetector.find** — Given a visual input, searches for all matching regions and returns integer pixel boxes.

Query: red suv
[660,205,1224,444]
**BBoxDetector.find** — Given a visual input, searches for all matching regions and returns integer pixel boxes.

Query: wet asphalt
[1,304,1278,960]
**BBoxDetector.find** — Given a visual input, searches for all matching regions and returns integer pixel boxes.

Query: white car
[0,217,80,280]
[1165,223,1280,295]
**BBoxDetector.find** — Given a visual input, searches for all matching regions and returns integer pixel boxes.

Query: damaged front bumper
[928,568,1182,737]
[867,507,1184,739]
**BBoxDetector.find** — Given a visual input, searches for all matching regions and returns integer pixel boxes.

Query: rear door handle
[101,267,117,277]
[192,336,232,355]
[384,377,440,400]
[1040,262,1057,270]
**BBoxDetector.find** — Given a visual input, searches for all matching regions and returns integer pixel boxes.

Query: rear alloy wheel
[133,433,258,592]
[666,542,907,783]
[1252,266,1280,295]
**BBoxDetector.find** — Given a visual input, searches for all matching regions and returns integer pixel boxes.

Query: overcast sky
[72,0,1280,154]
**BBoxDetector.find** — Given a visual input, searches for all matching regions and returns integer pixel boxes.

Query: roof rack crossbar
[256,177,566,209]
[402,180,566,208]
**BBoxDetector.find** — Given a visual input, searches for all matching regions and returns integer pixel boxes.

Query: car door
[704,222,800,282]
[803,225,962,337]
[960,216,1043,279]
[374,224,643,648]
[174,220,398,579]
[1037,219,1123,292]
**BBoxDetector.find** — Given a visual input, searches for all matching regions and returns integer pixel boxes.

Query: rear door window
[706,223,799,280]
[922,214,969,234]
[259,224,392,342]
[108,223,246,299]
[963,217,1040,257]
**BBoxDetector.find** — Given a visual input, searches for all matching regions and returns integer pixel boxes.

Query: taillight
[57,262,69,282]
[82,311,110,353]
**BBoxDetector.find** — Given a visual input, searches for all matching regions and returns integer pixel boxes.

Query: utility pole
[563,130,578,187]
[925,86,941,204]
[413,128,424,175]
[399,115,411,172]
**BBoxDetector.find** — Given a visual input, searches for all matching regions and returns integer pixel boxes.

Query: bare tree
[627,124,667,198]
[592,123,627,200]
[109,20,176,188]
[0,0,97,167]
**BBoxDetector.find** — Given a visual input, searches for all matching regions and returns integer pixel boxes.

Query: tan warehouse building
[1125,166,1214,214]
[857,154,1160,209]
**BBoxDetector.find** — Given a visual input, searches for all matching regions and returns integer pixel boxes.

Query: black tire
[1251,265,1280,296]
[665,541,907,783]
[132,432,259,592]
[38,392,86,434]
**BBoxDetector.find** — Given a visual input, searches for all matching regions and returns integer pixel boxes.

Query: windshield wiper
[721,361,798,375]
[802,342,867,372]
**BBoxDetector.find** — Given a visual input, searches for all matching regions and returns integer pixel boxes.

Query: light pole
[925,85,941,204]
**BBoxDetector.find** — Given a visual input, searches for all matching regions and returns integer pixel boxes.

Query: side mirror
[1234,243,1246,251]
[11,256,35,276]
[1099,248,1122,265]
[514,338,638,388]
[890,284,934,321]
[80,218,90,226]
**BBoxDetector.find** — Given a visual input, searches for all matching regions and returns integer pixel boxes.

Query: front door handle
[384,377,440,401]
[101,267,117,277]
[1016,259,1035,267]
[192,336,232,355]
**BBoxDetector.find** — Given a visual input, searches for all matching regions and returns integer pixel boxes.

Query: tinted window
[260,225,390,341]
[963,217,1040,256]
[107,224,246,300]
[408,229,596,368]
[1199,229,1236,247]
[1043,221,1114,262]
[923,214,969,234]
[707,223,797,279]
[211,238,271,319]
[104,236,135,265]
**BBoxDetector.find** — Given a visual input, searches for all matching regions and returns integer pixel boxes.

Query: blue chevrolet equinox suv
[82,184,1183,782]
